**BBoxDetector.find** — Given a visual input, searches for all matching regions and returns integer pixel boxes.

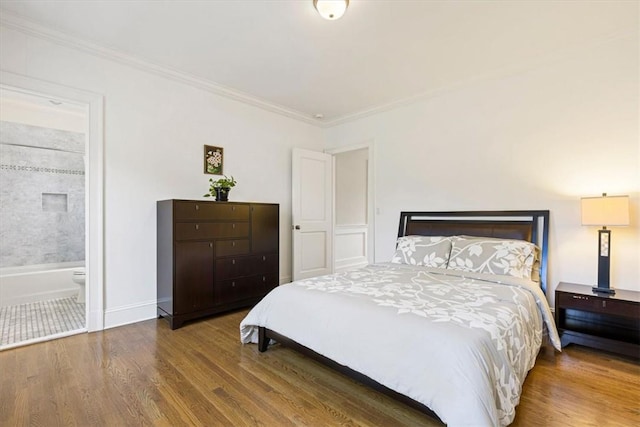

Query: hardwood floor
[1,309,638,426]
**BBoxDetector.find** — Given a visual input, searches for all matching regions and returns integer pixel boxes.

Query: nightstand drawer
[558,292,638,318]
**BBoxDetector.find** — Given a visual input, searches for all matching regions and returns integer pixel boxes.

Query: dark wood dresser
[555,282,639,359]
[157,199,279,329]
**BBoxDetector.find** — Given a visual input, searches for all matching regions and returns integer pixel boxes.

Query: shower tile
[0,121,85,153]
[42,193,68,212]
[1,122,85,268]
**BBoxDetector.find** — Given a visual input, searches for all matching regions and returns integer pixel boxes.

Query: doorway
[291,144,375,281]
[0,88,87,348]
[0,71,104,349]
[329,144,374,272]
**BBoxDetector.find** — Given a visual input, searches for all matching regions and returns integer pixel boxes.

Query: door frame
[325,140,376,269]
[1,71,105,331]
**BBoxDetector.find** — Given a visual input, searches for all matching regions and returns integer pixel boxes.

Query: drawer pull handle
[232,206,236,211]
[262,276,266,282]
[232,259,236,265]
[233,223,236,229]
[232,281,236,287]
[232,241,236,247]
[195,224,199,230]
[209,243,213,248]
[195,204,199,210]
[263,256,266,261]
[572,295,588,300]
[603,301,606,308]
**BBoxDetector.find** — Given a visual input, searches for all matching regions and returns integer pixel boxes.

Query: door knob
[294,225,301,230]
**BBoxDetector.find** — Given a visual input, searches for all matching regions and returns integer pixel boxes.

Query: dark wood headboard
[397,210,550,293]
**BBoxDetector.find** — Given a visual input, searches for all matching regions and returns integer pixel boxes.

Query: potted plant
[204,175,237,202]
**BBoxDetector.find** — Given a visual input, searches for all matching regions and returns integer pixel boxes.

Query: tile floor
[0,297,85,350]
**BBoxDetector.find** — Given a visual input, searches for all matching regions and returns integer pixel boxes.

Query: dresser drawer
[253,253,278,274]
[216,239,250,257]
[557,292,638,318]
[175,222,249,240]
[257,273,279,293]
[174,201,250,221]
[215,276,261,305]
[216,256,255,280]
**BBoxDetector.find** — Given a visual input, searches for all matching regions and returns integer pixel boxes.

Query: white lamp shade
[314,0,349,20]
[581,195,630,226]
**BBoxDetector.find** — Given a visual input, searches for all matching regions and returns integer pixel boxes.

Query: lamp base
[592,286,616,295]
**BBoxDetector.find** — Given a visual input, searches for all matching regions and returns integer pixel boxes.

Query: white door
[292,148,333,280]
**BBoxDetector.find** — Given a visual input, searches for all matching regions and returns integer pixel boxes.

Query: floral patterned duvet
[240,263,561,426]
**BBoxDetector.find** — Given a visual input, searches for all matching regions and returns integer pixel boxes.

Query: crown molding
[2,10,634,130]
[0,11,323,127]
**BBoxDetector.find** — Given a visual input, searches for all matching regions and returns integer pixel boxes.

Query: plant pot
[215,187,230,202]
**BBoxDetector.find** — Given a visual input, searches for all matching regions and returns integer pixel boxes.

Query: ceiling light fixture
[313,0,349,20]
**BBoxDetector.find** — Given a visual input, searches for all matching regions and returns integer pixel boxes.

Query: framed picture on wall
[204,145,224,175]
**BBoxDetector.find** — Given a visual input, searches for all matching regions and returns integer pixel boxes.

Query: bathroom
[0,88,87,349]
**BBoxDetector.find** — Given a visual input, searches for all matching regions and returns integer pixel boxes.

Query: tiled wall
[0,121,85,268]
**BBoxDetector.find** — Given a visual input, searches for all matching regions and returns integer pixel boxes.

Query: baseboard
[104,300,157,330]
[280,275,292,285]
[103,276,294,329]
[103,280,299,331]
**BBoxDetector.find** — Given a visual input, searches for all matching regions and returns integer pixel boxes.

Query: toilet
[72,268,86,303]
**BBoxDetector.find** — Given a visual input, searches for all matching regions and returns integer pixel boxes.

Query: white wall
[324,33,639,302]
[0,25,324,328]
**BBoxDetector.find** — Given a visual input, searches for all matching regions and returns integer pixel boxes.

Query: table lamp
[581,193,630,295]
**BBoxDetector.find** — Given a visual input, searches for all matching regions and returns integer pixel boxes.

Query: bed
[240,210,561,426]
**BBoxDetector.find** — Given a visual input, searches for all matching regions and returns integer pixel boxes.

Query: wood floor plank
[511,345,640,426]
[238,348,352,425]
[1,308,638,426]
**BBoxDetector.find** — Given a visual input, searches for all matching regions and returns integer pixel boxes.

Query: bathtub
[0,261,84,307]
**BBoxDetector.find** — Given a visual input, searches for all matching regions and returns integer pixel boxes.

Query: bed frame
[258,210,550,422]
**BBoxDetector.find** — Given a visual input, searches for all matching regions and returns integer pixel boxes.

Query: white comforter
[240,263,561,426]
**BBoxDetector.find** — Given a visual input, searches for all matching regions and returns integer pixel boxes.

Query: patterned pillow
[391,235,452,268]
[447,236,539,280]
[530,249,542,284]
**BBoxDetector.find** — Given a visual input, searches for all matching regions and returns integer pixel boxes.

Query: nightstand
[555,282,640,359]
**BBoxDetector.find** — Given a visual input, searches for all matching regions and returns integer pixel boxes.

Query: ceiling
[0,1,636,125]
